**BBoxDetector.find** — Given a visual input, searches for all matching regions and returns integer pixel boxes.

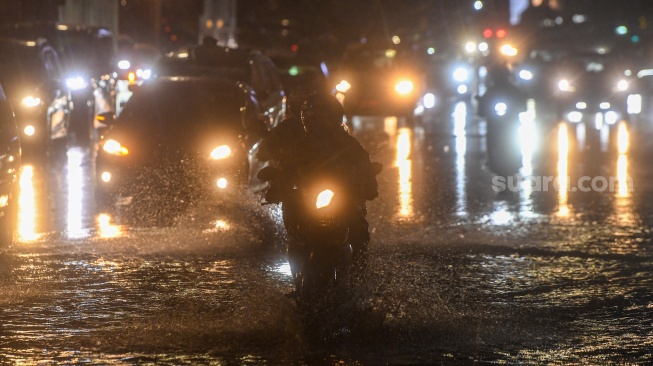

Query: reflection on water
[557,123,570,217]
[66,148,91,239]
[519,99,536,176]
[395,127,413,219]
[17,165,40,241]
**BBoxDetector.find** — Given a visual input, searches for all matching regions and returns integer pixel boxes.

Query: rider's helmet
[300,91,344,135]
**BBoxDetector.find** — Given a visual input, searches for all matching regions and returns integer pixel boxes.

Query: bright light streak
[210,145,232,160]
[67,148,90,239]
[18,165,40,241]
[453,101,467,137]
[617,122,629,154]
[617,155,630,198]
[519,99,537,176]
[557,123,570,217]
[21,96,41,108]
[396,128,413,218]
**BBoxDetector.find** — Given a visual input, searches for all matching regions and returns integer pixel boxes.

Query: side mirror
[96,112,116,126]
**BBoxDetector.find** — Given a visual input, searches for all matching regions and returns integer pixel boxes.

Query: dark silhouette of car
[0,82,22,246]
[0,37,71,160]
[155,43,286,129]
[95,76,269,222]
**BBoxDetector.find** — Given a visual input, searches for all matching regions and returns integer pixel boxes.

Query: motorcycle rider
[476,63,527,172]
[257,89,379,264]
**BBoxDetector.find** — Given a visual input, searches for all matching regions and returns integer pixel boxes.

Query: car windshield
[117,77,244,138]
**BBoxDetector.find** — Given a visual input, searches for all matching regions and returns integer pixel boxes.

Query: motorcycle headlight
[395,80,414,95]
[21,96,41,108]
[210,145,232,160]
[453,67,468,82]
[102,139,129,156]
[495,102,507,116]
[335,80,351,93]
[558,79,575,92]
[518,70,534,81]
[315,189,334,209]
[66,76,89,91]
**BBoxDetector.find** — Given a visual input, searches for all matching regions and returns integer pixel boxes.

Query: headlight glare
[210,145,232,160]
[315,189,334,209]
[617,79,628,91]
[395,80,414,95]
[453,67,468,82]
[103,139,129,156]
[335,80,351,93]
[21,96,41,108]
[66,76,88,91]
[558,79,574,92]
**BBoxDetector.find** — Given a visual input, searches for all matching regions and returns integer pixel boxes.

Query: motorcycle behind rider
[257,90,379,266]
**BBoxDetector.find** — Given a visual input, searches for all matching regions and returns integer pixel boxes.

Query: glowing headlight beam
[315,189,334,209]
[335,80,351,93]
[21,96,41,108]
[210,145,232,160]
[500,44,518,57]
[395,80,414,95]
[66,77,88,91]
[102,139,129,156]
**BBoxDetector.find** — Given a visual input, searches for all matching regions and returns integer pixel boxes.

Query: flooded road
[1,103,652,364]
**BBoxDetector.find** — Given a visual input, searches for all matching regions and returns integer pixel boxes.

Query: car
[331,44,427,127]
[0,37,72,160]
[95,75,269,220]
[0,82,22,246]
[0,22,118,146]
[155,44,286,128]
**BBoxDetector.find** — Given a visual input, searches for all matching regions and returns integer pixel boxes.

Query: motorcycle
[258,161,382,307]
[477,84,526,177]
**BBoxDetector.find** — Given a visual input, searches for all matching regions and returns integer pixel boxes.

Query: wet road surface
[1,102,652,364]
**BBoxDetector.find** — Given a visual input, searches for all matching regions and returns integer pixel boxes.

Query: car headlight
[518,70,534,81]
[66,76,88,91]
[494,102,507,116]
[102,139,129,156]
[21,96,41,108]
[335,80,351,93]
[316,189,334,209]
[118,60,131,70]
[616,79,629,92]
[24,125,36,136]
[500,44,518,57]
[210,145,232,160]
[558,79,575,92]
[453,67,468,82]
[395,80,414,95]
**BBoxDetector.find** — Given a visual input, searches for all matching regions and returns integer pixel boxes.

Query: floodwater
[1,102,652,364]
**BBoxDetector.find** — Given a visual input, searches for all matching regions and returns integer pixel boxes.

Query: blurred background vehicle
[0,37,71,160]
[156,41,285,129]
[95,75,269,220]
[0,22,118,146]
[0,82,21,247]
[331,43,426,129]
